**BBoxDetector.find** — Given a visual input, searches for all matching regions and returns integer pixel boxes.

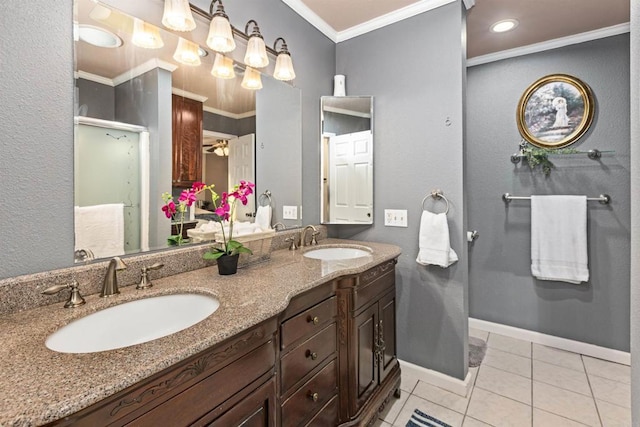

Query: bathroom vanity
[0,240,400,427]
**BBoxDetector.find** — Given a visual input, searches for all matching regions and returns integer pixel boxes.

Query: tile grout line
[530,341,534,427]
[581,354,604,427]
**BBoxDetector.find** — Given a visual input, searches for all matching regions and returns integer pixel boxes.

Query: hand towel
[255,205,272,230]
[416,211,458,267]
[74,204,125,259]
[531,195,589,284]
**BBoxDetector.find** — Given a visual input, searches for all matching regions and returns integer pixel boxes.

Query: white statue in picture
[552,96,569,127]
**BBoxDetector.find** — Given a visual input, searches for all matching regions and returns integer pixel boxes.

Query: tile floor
[374,329,631,427]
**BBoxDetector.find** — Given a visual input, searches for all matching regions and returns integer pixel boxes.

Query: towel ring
[421,190,450,215]
[258,190,272,207]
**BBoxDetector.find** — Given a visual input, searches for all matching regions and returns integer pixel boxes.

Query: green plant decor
[522,147,579,176]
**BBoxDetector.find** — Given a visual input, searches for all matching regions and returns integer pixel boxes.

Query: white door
[228,133,256,221]
[329,130,373,223]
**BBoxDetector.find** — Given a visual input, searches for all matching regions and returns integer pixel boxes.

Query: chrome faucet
[101,257,127,297]
[273,222,286,231]
[301,225,319,247]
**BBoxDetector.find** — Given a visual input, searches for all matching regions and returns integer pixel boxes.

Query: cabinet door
[379,290,397,384]
[172,95,202,187]
[205,377,276,427]
[350,303,379,416]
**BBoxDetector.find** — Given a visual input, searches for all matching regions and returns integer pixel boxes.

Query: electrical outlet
[384,209,408,227]
[283,205,298,220]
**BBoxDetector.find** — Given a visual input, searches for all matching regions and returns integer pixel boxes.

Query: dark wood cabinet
[337,259,400,426]
[47,259,399,427]
[172,94,203,188]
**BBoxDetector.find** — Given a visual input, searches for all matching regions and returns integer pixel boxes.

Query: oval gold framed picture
[516,74,595,148]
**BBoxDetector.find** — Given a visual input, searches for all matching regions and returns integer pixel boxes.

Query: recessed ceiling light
[78,24,122,48]
[490,19,519,33]
[198,46,209,58]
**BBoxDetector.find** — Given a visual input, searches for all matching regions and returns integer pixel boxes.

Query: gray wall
[76,79,115,120]
[0,0,334,280]
[323,111,371,136]
[0,1,74,279]
[115,68,173,251]
[466,35,631,351]
[203,111,256,136]
[630,0,639,422]
[257,77,303,227]
[334,2,468,379]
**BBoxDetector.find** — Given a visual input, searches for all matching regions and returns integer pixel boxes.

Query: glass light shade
[274,52,296,81]
[223,146,229,156]
[214,147,224,156]
[244,36,269,68]
[211,54,235,79]
[206,15,236,53]
[173,38,201,66]
[162,0,196,32]
[132,19,164,49]
[241,67,263,90]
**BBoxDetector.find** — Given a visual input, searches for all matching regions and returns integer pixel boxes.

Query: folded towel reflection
[255,205,272,230]
[74,204,124,259]
[195,220,264,237]
[416,211,458,268]
[531,195,589,284]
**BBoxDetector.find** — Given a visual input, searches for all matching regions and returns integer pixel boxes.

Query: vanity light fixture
[162,0,196,32]
[241,67,263,90]
[206,0,236,53]
[211,54,235,79]
[490,18,519,33]
[243,20,269,68]
[273,37,296,81]
[173,37,202,66]
[207,139,229,156]
[132,18,164,49]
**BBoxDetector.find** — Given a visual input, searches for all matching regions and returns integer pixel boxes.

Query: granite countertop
[0,239,401,426]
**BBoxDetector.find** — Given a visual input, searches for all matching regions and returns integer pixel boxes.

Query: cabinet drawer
[281,323,336,393]
[352,263,395,311]
[281,359,338,427]
[281,296,336,349]
[304,394,338,427]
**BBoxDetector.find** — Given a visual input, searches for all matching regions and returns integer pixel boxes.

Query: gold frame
[516,74,595,148]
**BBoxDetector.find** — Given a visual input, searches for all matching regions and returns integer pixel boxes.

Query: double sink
[46,244,372,354]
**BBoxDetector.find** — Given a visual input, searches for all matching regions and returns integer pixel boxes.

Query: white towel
[255,205,272,230]
[74,204,125,259]
[416,211,458,267]
[531,195,589,284]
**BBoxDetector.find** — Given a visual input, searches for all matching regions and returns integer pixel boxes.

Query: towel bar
[258,190,272,207]
[502,193,611,205]
[422,189,450,214]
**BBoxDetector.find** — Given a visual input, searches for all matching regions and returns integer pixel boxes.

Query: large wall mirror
[74,0,302,261]
[320,96,373,224]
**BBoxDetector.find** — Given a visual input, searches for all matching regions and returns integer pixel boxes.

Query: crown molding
[75,71,114,87]
[281,0,456,43]
[462,0,475,10]
[280,0,338,42]
[112,59,178,86]
[203,105,256,120]
[467,22,630,67]
[172,88,208,103]
[336,0,456,42]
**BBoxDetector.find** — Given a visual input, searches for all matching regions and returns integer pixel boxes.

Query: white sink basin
[303,246,372,261]
[46,293,220,353]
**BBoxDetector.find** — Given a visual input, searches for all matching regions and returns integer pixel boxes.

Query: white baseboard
[469,318,630,366]
[398,359,473,397]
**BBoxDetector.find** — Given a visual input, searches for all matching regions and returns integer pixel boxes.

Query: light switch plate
[283,205,298,220]
[384,209,408,227]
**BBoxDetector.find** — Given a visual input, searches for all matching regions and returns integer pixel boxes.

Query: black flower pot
[216,253,240,275]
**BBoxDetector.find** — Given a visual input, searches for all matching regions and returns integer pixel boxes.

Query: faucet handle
[285,237,298,251]
[137,263,164,290]
[310,231,320,246]
[42,280,86,308]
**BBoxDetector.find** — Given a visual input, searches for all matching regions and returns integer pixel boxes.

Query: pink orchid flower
[179,189,197,207]
[161,200,176,218]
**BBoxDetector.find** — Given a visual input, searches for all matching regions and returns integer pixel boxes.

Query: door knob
[467,230,479,242]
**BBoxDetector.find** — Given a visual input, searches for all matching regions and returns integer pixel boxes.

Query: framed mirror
[516,74,595,148]
[320,96,374,224]
[73,0,302,261]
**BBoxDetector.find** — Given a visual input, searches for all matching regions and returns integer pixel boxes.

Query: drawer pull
[308,392,319,402]
[306,350,318,360]
[308,315,320,325]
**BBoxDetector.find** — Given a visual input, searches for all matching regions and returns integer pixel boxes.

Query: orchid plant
[161,180,255,259]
